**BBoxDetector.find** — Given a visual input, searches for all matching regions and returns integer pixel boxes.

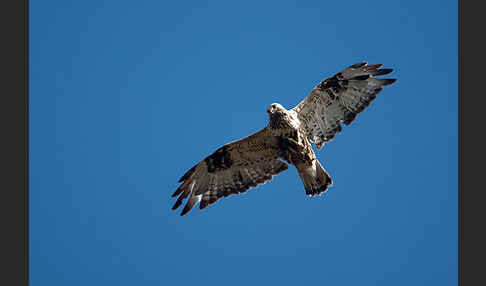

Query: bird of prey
[172,62,396,216]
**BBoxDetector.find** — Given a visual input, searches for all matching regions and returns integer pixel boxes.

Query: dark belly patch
[277,136,300,154]
[277,133,314,165]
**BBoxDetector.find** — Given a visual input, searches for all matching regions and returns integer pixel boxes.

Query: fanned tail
[297,159,332,196]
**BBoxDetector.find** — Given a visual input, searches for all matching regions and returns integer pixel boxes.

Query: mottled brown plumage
[172,62,396,215]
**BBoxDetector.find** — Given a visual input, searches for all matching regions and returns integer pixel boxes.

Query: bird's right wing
[171,127,288,216]
[292,62,397,149]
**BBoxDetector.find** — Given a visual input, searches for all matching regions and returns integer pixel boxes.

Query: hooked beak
[267,105,276,114]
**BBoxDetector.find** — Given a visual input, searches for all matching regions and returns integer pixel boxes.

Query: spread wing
[171,127,288,216]
[292,62,397,149]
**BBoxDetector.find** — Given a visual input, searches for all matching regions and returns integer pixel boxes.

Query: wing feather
[172,127,288,215]
[292,62,397,149]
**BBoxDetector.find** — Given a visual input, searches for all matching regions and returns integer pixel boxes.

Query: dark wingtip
[373,87,383,94]
[180,204,192,216]
[349,62,367,69]
[180,195,200,216]
[178,173,186,183]
[172,196,184,210]
[373,68,393,76]
[382,78,397,85]
[172,185,184,198]
[199,200,208,210]
[352,74,370,81]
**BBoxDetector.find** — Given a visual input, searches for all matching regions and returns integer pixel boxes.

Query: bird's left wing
[172,127,288,216]
[292,62,397,149]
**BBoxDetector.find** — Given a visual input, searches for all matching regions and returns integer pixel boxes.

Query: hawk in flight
[172,62,396,216]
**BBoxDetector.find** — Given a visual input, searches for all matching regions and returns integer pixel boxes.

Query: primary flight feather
[172,62,396,216]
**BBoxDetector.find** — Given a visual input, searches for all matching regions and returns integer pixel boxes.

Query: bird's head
[267,103,286,115]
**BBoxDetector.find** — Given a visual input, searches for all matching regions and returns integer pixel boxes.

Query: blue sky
[30,1,457,285]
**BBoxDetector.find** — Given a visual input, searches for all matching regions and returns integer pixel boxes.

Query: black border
[460,1,486,285]
[458,0,462,285]
[0,0,29,285]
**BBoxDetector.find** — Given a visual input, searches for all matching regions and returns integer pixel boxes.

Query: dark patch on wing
[319,73,340,91]
[318,72,350,99]
[204,145,233,173]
